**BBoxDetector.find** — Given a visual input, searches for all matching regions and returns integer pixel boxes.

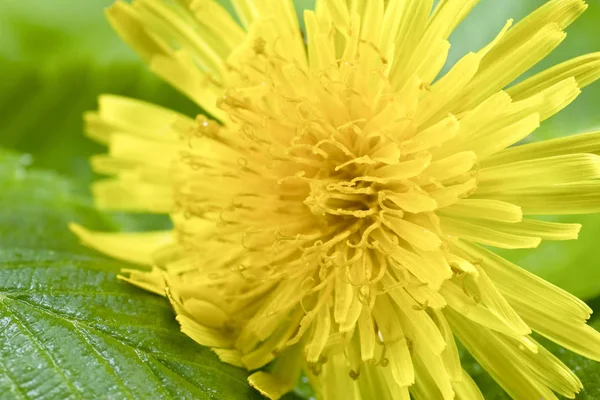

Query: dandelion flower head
[72,0,600,399]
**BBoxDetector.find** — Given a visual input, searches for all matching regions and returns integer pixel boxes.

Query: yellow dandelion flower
[71,0,600,398]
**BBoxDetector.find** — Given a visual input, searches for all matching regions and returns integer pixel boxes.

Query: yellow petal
[483,130,600,167]
[441,199,523,223]
[507,52,600,100]
[446,308,557,400]
[70,224,172,265]
[441,217,541,249]
[477,153,600,194]
[453,370,484,400]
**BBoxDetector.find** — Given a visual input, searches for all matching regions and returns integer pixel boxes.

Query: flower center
[173,36,478,296]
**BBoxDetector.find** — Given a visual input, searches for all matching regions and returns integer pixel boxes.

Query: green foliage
[0,61,198,186]
[0,150,261,400]
[0,150,110,251]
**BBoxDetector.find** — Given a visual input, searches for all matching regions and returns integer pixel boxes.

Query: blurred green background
[0,0,599,398]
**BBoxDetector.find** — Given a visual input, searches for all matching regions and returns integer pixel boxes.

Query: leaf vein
[0,300,83,398]
[0,354,28,400]
[69,322,135,400]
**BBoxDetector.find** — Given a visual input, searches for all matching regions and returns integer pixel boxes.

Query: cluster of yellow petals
[71,0,600,399]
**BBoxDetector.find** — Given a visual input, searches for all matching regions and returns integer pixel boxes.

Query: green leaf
[0,149,261,400]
